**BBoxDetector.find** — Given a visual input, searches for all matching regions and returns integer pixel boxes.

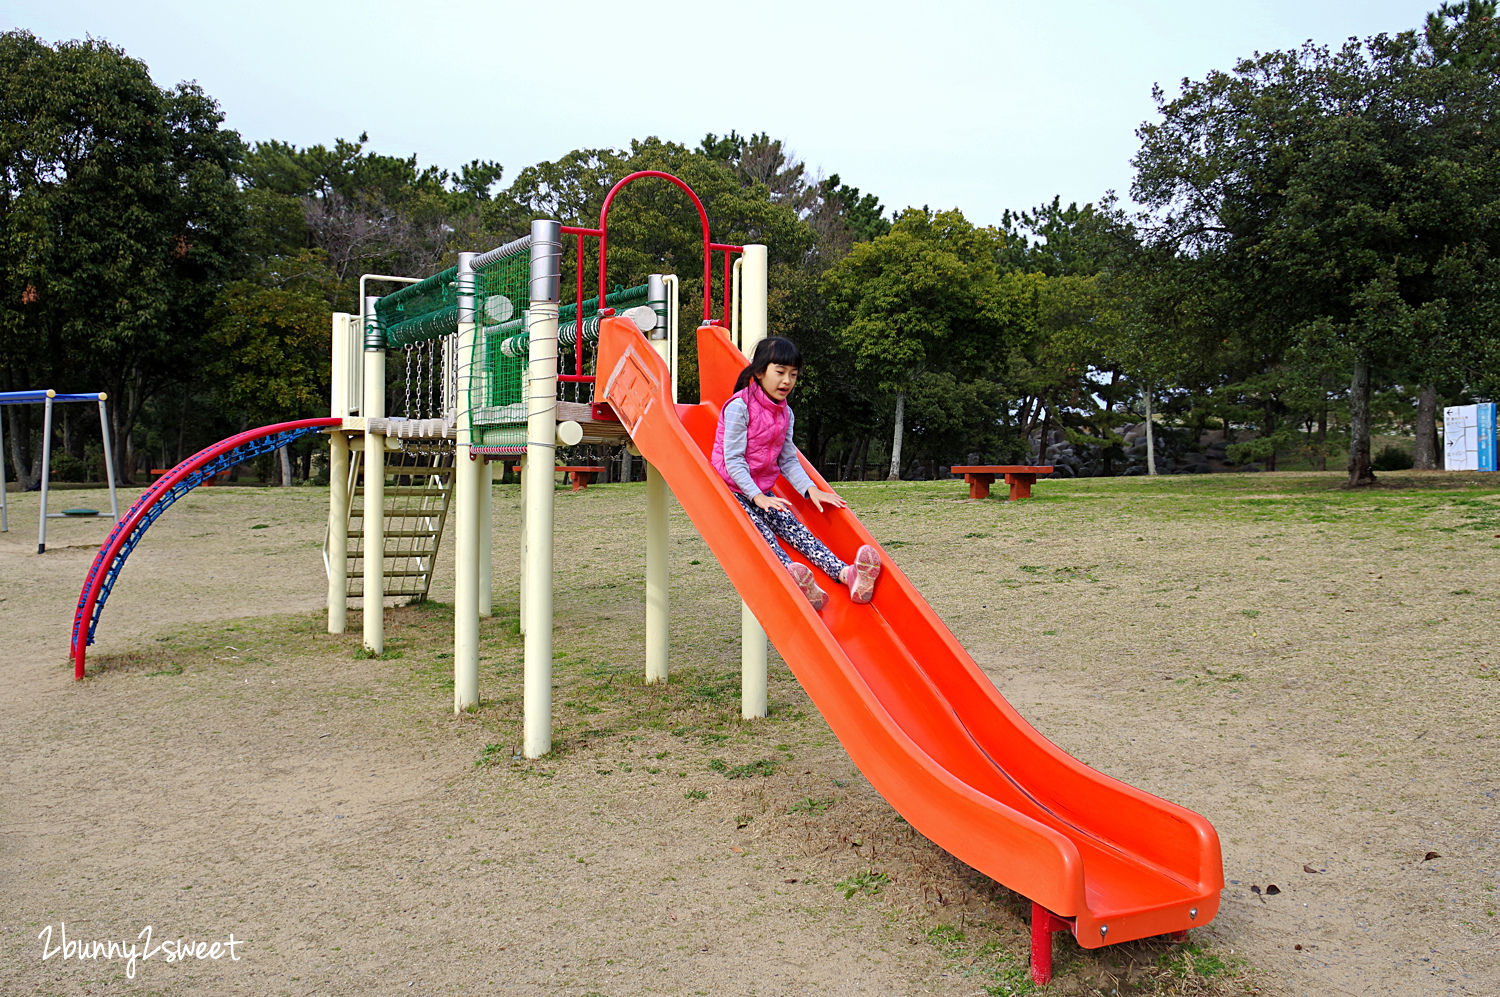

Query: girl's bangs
[763,337,802,369]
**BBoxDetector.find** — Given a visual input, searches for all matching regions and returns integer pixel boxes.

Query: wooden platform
[557,401,629,445]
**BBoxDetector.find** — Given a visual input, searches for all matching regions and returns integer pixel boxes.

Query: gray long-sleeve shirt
[721,397,817,499]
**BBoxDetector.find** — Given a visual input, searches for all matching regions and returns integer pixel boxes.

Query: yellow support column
[327,431,350,634]
[523,221,561,758]
[454,253,481,712]
[739,245,769,718]
[645,274,671,685]
[479,456,494,618]
[361,297,386,656]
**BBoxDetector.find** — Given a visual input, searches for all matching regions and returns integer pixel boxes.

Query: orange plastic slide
[596,318,1222,964]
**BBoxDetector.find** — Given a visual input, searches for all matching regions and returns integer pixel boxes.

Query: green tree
[0,31,245,482]
[988,201,1141,469]
[1107,248,1215,474]
[243,134,502,311]
[202,251,337,483]
[998,196,1127,277]
[1132,2,1500,485]
[820,209,1009,478]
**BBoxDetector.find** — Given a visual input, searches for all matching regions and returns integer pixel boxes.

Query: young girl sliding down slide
[710,336,881,610]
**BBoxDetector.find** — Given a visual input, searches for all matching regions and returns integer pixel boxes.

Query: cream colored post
[518,460,528,635]
[663,275,682,402]
[741,245,768,347]
[327,312,353,634]
[361,297,386,655]
[327,431,350,634]
[739,245,770,718]
[645,461,669,685]
[524,220,562,758]
[741,602,768,718]
[479,457,494,617]
[330,312,353,420]
[454,252,481,712]
[644,275,671,684]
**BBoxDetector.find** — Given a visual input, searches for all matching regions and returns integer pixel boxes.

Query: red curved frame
[557,170,742,384]
[71,418,340,677]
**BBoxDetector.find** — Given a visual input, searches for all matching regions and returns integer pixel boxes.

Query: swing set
[0,389,120,553]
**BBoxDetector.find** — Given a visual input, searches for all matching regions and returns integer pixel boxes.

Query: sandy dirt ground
[0,475,1496,996]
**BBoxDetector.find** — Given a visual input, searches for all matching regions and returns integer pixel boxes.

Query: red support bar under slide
[595,318,1222,985]
[1031,902,1073,985]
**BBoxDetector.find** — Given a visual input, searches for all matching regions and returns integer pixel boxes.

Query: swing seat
[62,508,99,516]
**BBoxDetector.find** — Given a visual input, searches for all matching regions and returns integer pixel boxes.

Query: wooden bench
[556,465,605,491]
[498,463,608,491]
[950,465,1054,501]
[151,467,231,486]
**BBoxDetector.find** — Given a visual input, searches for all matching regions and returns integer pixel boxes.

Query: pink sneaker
[788,562,828,611]
[846,544,881,604]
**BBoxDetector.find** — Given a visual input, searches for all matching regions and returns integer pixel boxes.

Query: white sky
[5,0,1442,228]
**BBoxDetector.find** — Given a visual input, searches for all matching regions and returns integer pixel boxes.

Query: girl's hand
[805,487,846,513]
[753,492,793,513]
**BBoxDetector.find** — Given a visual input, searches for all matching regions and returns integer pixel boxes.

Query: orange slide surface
[596,318,1223,950]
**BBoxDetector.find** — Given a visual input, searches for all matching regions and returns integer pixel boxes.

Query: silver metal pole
[38,392,54,554]
[0,401,8,533]
[97,395,119,523]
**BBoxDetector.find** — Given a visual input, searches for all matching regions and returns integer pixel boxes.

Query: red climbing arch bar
[559,171,742,386]
[558,223,601,383]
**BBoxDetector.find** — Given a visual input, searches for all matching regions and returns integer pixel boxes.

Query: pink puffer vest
[711,384,789,495]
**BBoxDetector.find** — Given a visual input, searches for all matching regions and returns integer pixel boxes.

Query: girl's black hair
[733,336,803,393]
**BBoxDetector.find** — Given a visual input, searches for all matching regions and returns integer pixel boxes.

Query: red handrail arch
[558,170,742,383]
[599,170,716,322]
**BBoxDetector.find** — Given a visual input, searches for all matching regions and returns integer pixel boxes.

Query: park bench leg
[965,474,993,500]
[1006,473,1036,501]
[569,471,591,492]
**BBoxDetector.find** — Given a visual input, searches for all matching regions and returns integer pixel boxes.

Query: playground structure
[0,389,120,554]
[68,171,1223,985]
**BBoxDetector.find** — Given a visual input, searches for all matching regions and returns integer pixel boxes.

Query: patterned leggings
[733,493,849,582]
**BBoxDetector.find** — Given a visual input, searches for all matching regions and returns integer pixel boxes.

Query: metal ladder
[342,446,455,605]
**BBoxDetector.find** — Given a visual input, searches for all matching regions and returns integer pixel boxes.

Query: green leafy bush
[1372,445,1414,471]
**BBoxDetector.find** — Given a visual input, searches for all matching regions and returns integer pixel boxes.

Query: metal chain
[426,339,439,420]
[403,345,414,418]
[415,341,426,420]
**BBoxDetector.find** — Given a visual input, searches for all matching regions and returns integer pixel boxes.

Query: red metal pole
[72,418,340,677]
[720,249,732,326]
[595,170,715,321]
[575,231,585,377]
[566,172,746,383]
[1029,902,1071,986]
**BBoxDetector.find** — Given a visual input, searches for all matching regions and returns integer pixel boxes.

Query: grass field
[2,470,1496,996]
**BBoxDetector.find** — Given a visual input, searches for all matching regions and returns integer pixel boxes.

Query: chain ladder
[403,345,415,418]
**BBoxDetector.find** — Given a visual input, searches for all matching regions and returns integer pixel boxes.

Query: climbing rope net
[369,238,651,458]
